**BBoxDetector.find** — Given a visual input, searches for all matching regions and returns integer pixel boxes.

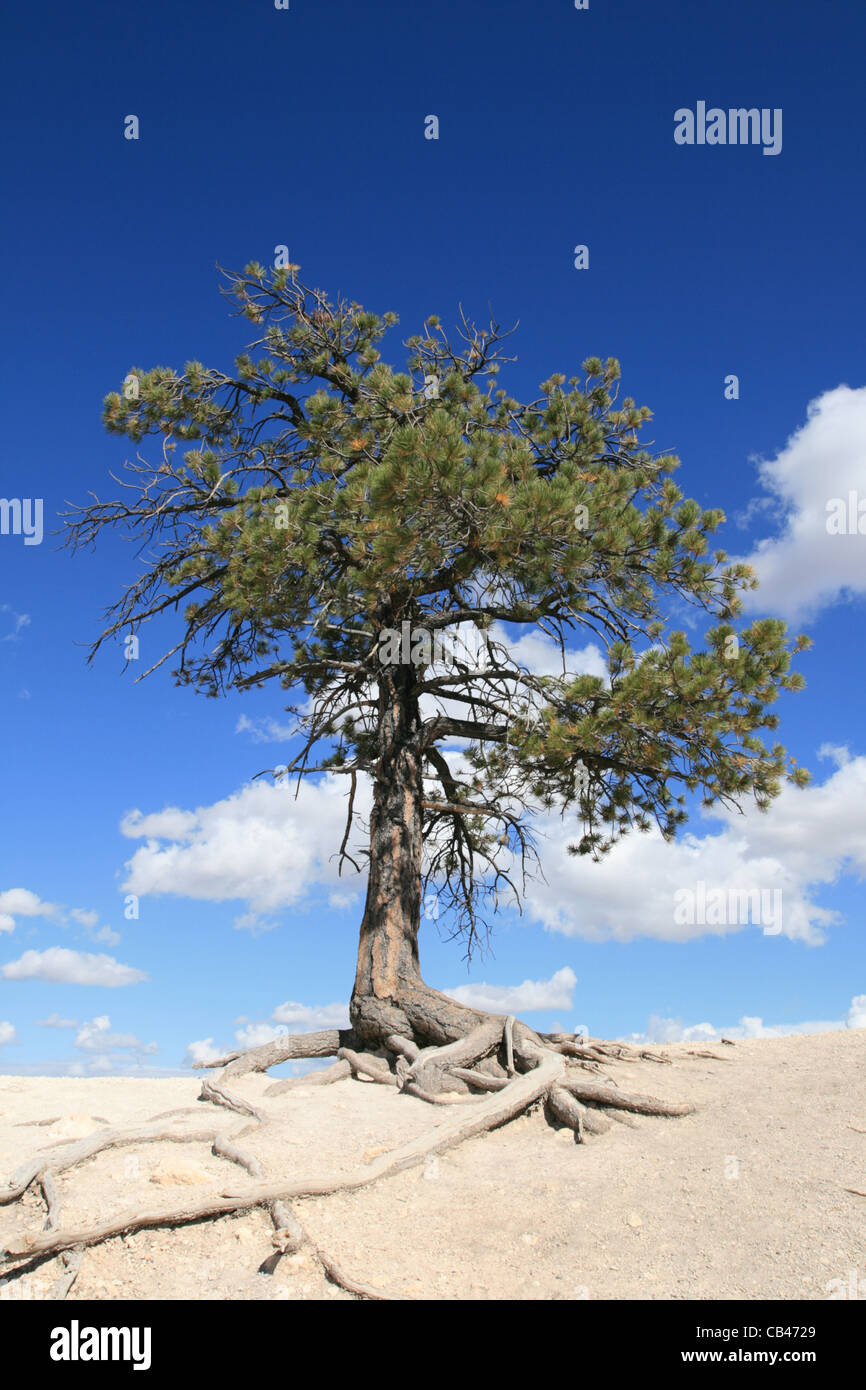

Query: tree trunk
[349,652,486,1047]
[350,657,425,1042]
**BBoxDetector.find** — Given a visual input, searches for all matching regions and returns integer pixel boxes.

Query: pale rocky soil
[0,1029,863,1301]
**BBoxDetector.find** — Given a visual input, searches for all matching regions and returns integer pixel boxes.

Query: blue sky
[1,0,865,1074]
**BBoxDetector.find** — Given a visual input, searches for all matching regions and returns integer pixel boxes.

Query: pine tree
[26,263,810,1269]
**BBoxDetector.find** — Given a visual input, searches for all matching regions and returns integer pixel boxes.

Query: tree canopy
[67,262,810,958]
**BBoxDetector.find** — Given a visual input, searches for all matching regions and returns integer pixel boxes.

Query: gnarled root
[0,1003,694,1299]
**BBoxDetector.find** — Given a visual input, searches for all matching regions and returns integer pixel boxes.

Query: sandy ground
[0,1029,863,1301]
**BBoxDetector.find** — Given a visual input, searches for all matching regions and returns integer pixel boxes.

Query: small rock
[362,1145,390,1163]
[626,1211,643,1229]
[48,1114,106,1141]
[148,1159,212,1187]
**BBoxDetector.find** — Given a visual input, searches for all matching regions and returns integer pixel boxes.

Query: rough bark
[349,655,489,1047]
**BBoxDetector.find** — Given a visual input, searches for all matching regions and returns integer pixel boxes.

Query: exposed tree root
[265,1059,352,1096]
[51,1250,84,1300]
[259,1198,396,1299]
[558,1076,693,1117]
[597,1106,639,1128]
[549,1037,672,1065]
[338,1048,398,1086]
[0,1008,695,1299]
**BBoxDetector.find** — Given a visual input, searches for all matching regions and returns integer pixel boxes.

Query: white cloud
[0,1022,17,1046]
[0,891,105,937]
[235,714,296,743]
[233,911,277,936]
[846,995,866,1029]
[74,1015,156,1056]
[120,807,201,841]
[120,776,371,913]
[0,605,30,641]
[66,1016,158,1074]
[229,999,350,1051]
[91,925,121,946]
[520,753,866,945]
[35,1013,78,1028]
[112,750,866,950]
[624,995,866,1044]
[492,628,607,682]
[234,1022,288,1049]
[445,966,577,1014]
[0,887,60,930]
[1,948,147,987]
[271,1000,350,1031]
[736,384,866,620]
[818,743,851,769]
[69,908,99,928]
[184,1037,224,1066]
[328,889,362,910]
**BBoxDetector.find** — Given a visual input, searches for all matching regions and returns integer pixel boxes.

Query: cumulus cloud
[233,911,277,936]
[520,752,866,945]
[235,714,296,743]
[184,1037,224,1066]
[623,995,866,1044]
[445,966,578,1014]
[0,1022,17,1046]
[74,1015,157,1054]
[271,1000,350,1030]
[846,995,866,1029]
[1,948,147,987]
[491,628,607,682]
[736,384,866,620]
[121,807,200,841]
[234,1022,288,1049]
[0,888,60,931]
[91,925,121,946]
[112,749,866,950]
[120,776,371,914]
[221,999,351,1053]
[64,1016,158,1073]
[0,890,105,937]
[68,908,99,928]
[35,1013,78,1028]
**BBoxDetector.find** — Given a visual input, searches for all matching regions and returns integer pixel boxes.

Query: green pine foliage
[73,263,810,948]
